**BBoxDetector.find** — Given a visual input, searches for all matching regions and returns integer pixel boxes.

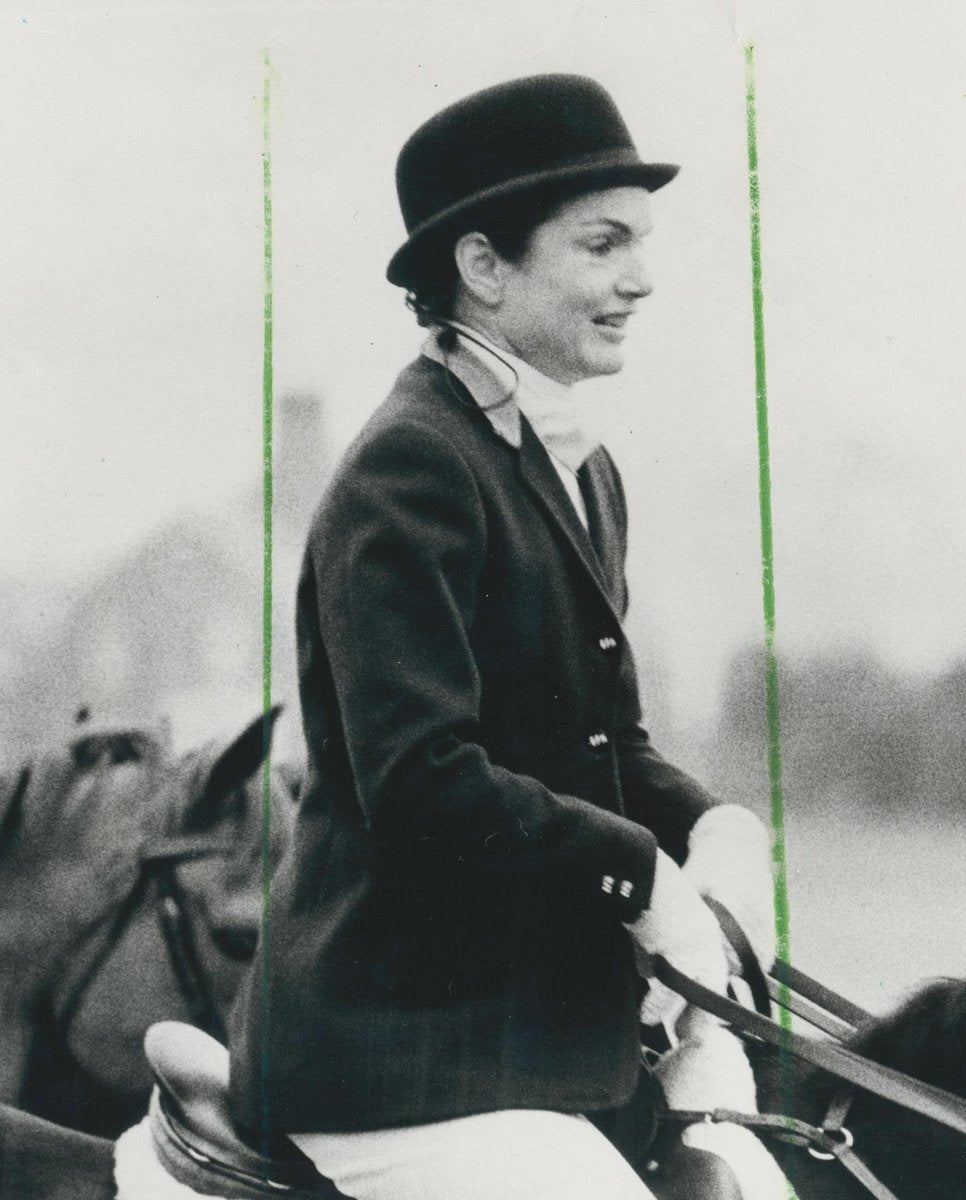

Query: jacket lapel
[515,418,623,627]
[425,352,625,626]
[578,455,625,612]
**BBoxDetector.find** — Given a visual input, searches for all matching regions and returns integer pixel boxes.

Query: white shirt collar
[421,322,600,473]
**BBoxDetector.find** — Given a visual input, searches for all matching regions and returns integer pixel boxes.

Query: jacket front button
[598,636,618,651]
[587,731,609,750]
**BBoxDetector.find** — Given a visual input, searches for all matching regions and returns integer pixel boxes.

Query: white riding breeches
[290,1109,658,1200]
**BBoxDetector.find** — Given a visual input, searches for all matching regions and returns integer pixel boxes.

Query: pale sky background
[3,0,965,735]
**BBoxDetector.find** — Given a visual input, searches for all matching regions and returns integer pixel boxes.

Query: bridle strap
[663,1107,902,1200]
[141,835,237,863]
[813,1090,904,1200]
[706,900,867,1039]
[52,868,155,1039]
[833,1143,902,1200]
[703,897,772,1017]
[53,834,235,1049]
[654,953,963,1200]
[651,956,966,1137]
[153,860,226,1042]
[663,1106,838,1147]
[771,958,871,1029]
[766,975,858,1041]
[822,1088,855,1134]
[141,832,242,1041]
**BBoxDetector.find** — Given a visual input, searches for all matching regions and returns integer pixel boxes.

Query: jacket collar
[420,335,622,623]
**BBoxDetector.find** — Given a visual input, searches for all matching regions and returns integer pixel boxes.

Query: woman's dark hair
[403,179,601,327]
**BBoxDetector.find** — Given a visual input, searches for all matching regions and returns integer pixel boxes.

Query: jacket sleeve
[307,417,658,921]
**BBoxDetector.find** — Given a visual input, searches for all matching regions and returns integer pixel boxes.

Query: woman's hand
[626,848,730,1027]
[682,805,777,976]
[654,1004,795,1200]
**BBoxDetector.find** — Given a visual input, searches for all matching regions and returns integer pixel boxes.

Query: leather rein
[653,923,966,1200]
[53,831,237,1051]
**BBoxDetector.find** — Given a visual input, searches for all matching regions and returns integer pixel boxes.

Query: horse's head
[842,978,966,1196]
[0,721,172,1110]
[2,722,200,990]
[44,708,301,1134]
[760,978,966,1199]
[152,705,299,992]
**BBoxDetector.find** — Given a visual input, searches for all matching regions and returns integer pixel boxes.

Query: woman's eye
[587,239,614,255]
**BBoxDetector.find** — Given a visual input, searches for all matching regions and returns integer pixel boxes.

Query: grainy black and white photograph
[2,2,965,1197]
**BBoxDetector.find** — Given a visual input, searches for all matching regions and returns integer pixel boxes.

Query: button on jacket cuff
[579,805,656,923]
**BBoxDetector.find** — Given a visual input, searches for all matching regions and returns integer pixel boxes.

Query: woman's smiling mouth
[593,312,633,338]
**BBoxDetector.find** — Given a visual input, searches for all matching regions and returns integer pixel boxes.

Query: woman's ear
[453,231,505,308]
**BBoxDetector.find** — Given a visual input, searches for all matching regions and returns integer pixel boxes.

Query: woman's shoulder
[308,357,493,533]
[375,353,488,439]
[343,356,498,473]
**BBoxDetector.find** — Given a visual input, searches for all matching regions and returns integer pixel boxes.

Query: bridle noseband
[53,831,240,1053]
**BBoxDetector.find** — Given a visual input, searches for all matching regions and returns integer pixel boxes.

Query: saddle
[145,1021,745,1200]
[145,1022,350,1199]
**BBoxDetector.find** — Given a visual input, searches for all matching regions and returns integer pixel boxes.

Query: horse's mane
[776,978,966,1198]
[849,977,966,1099]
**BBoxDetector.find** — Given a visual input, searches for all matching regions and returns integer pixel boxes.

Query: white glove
[655,1006,756,1111]
[683,805,777,974]
[626,848,730,1027]
[656,1005,795,1200]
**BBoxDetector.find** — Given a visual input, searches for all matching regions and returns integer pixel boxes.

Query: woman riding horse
[227,74,776,1199]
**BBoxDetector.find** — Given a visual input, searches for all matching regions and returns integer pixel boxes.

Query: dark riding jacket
[228,350,718,1136]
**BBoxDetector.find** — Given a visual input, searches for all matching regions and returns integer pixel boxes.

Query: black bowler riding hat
[387,74,679,289]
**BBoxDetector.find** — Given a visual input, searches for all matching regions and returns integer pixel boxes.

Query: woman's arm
[308,416,658,923]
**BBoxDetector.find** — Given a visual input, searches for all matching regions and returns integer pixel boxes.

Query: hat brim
[386,157,679,288]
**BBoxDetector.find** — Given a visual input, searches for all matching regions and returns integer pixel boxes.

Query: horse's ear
[197,705,284,816]
[0,765,31,850]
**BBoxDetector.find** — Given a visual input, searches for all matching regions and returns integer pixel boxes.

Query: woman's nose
[617,252,652,299]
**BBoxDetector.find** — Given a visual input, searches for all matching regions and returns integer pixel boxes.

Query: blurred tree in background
[703,644,966,819]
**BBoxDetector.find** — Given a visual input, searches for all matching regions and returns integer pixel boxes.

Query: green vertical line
[744,45,793,1011]
[745,45,798,1197]
[260,46,274,1153]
